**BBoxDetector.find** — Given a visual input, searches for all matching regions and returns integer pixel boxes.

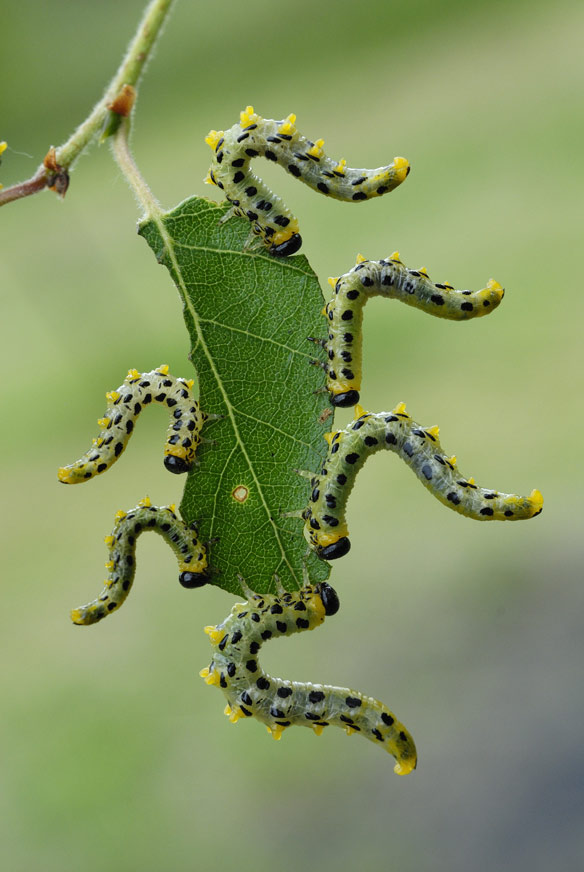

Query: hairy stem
[111,117,161,219]
[0,0,174,207]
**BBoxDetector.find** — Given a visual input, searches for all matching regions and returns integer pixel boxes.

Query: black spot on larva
[296,617,310,629]
[276,621,287,633]
[270,706,286,719]
[257,676,270,690]
[483,300,491,307]
[431,294,445,305]
[336,473,347,485]
[245,660,257,673]
[97,463,107,473]
[265,149,277,162]
[480,507,494,516]
[233,171,244,184]
[447,492,461,505]
[381,712,394,726]
[231,158,245,167]
[346,290,359,301]
[293,601,307,611]
[317,182,329,194]
[345,452,359,465]
[504,510,514,517]
[245,185,257,196]
[403,442,414,458]
[421,463,433,480]
[277,686,292,698]
[461,302,474,312]
[385,432,397,445]
[261,629,272,641]
[231,630,242,644]
[270,603,283,614]
[288,164,301,177]
[352,191,367,201]
[343,332,353,343]
[352,176,367,186]
[364,435,378,447]
[372,729,383,741]
[340,714,354,724]
[345,696,362,708]
[114,442,124,457]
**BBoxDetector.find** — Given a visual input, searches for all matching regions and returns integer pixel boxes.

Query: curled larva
[313,252,505,408]
[71,497,208,626]
[204,106,410,257]
[303,404,543,560]
[58,365,206,483]
[200,582,416,775]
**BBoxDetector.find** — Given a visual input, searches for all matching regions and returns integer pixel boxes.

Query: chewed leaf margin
[139,196,331,595]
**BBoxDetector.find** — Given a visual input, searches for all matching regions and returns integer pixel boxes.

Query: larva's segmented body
[201,583,416,775]
[303,405,543,560]
[318,253,505,407]
[205,106,409,257]
[58,366,206,484]
[71,498,208,626]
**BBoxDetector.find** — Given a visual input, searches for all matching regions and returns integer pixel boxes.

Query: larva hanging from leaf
[71,497,208,626]
[301,405,543,560]
[58,366,207,483]
[204,106,410,257]
[311,253,505,408]
[201,581,417,775]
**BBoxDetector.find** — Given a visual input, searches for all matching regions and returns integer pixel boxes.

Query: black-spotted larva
[71,497,208,625]
[312,252,505,407]
[58,366,206,483]
[204,106,410,257]
[301,405,543,560]
[201,581,416,775]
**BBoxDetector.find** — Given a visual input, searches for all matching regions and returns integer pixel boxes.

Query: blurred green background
[1,0,582,869]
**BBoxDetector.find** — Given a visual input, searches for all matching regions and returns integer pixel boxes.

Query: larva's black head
[179,570,209,589]
[317,537,351,561]
[269,233,302,257]
[317,582,340,616]
[331,390,360,409]
[164,455,192,474]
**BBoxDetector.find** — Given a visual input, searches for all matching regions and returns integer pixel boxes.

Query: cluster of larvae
[59,367,210,622]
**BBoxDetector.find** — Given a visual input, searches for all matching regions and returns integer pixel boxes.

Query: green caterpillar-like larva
[314,252,505,408]
[58,365,206,483]
[204,106,410,257]
[200,582,417,775]
[71,497,208,625]
[303,405,543,560]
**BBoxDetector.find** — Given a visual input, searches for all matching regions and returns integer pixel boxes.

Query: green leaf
[139,196,331,595]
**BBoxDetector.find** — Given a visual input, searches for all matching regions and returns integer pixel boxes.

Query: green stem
[0,0,174,207]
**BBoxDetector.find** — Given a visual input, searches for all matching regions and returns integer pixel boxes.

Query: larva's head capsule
[331,390,360,409]
[179,570,209,589]
[317,537,351,561]
[317,582,340,616]
[164,455,192,474]
[269,233,302,257]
